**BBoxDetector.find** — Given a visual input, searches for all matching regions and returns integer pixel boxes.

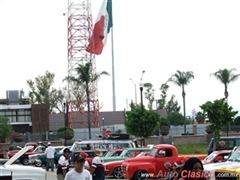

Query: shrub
[57,127,74,136]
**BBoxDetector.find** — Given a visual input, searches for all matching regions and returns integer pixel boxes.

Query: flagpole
[111,27,116,111]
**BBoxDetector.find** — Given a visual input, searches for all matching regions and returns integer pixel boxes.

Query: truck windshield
[149,147,158,157]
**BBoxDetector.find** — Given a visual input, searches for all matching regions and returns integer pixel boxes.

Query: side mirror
[224,156,229,160]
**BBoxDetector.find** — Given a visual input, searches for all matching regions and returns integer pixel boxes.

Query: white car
[203,146,239,180]
[1,146,46,180]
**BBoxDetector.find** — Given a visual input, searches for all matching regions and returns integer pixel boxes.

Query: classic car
[202,150,232,165]
[104,149,150,178]
[29,145,65,167]
[103,147,151,163]
[203,146,239,180]
[104,148,124,157]
[122,144,207,180]
[69,138,136,163]
[0,146,46,180]
[7,142,47,165]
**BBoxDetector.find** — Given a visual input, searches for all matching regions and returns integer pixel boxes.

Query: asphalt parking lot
[46,169,116,180]
[45,167,117,180]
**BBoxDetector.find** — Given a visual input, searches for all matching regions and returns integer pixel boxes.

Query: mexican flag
[86,0,113,55]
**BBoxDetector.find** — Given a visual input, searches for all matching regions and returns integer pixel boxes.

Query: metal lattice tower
[67,0,100,129]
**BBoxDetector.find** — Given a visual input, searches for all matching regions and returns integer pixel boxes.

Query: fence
[18,124,240,145]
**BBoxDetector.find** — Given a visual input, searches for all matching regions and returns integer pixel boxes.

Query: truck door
[155,148,175,178]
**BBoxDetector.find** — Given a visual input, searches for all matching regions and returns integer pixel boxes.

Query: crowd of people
[51,144,104,180]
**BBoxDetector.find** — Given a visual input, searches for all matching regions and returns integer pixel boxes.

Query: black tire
[113,166,123,179]
[21,158,29,165]
[133,170,149,180]
[34,160,42,167]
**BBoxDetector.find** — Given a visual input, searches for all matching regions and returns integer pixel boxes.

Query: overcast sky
[0,0,240,117]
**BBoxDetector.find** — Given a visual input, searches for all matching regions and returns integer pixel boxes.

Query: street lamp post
[102,117,105,137]
[139,70,145,146]
[102,117,105,130]
[139,70,145,114]
[130,78,137,104]
[139,82,144,113]
[63,100,67,146]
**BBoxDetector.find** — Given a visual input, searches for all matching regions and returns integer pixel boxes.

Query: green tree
[232,116,240,126]
[167,112,185,126]
[195,111,205,124]
[168,70,194,134]
[143,83,155,109]
[125,104,161,145]
[0,116,13,143]
[157,83,169,110]
[63,61,109,139]
[25,71,65,113]
[200,98,238,142]
[210,68,240,99]
[165,95,181,113]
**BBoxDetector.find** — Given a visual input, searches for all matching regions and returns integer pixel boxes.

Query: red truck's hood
[123,156,153,163]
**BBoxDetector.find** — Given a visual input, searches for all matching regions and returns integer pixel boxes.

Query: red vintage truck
[121,144,207,180]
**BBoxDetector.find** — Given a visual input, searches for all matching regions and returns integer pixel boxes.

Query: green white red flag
[86,0,113,55]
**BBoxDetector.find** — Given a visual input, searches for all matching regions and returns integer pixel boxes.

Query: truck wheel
[113,166,123,179]
[21,158,29,166]
[133,170,149,180]
[34,160,42,167]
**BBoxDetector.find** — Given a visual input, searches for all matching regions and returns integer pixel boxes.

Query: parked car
[29,146,65,166]
[202,150,232,165]
[207,136,240,154]
[104,148,124,157]
[203,146,240,180]
[0,146,46,180]
[103,147,151,163]
[104,149,150,178]
[7,142,48,165]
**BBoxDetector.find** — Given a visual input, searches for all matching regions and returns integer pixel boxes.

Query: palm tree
[167,70,194,134]
[210,68,240,100]
[63,61,110,139]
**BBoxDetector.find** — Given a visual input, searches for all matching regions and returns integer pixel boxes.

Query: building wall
[31,104,50,133]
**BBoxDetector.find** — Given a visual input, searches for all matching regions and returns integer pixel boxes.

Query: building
[0,90,49,135]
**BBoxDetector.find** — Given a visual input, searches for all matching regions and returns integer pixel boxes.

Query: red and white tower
[67,0,100,129]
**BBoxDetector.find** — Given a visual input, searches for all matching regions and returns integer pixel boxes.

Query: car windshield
[104,150,114,157]
[228,147,240,162]
[202,151,218,163]
[120,149,133,157]
[136,152,146,157]
[33,146,46,153]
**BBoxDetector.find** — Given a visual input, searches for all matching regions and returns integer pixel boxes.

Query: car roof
[211,136,240,140]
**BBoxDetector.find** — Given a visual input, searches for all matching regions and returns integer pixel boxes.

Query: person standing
[9,144,13,151]
[57,148,71,180]
[167,156,187,180]
[0,149,4,158]
[79,152,90,170]
[179,157,206,180]
[45,142,55,172]
[90,149,105,180]
[64,155,92,180]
